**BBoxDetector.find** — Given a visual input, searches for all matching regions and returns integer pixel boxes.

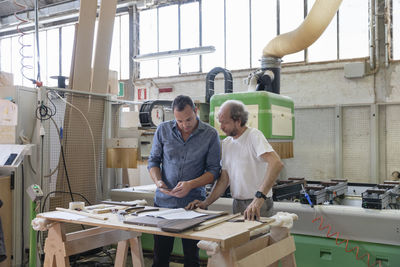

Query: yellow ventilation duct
[263,0,342,58]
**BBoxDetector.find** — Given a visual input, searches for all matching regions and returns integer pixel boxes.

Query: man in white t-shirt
[186,100,283,220]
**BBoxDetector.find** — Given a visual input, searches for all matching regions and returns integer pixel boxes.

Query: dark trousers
[152,234,200,267]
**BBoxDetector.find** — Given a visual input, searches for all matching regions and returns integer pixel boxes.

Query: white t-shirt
[221,127,274,199]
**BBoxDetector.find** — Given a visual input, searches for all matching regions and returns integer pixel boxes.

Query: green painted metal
[293,234,399,267]
[29,201,37,267]
[209,91,295,140]
[141,232,398,266]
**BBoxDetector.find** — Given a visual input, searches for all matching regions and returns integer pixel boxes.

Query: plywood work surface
[38,209,270,250]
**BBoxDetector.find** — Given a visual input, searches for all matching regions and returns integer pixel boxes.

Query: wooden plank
[194,213,241,231]
[233,234,270,261]
[65,229,139,256]
[91,0,117,94]
[236,236,296,267]
[71,0,97,91]
[129,237,144,267]
[0,176,12,267]
[114,240,129,267]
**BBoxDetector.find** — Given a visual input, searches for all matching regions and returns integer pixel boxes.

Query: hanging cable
[13,0,42,87]
[312,215,382,267]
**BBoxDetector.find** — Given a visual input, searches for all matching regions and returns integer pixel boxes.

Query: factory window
[251,0,277,68]
[338,0,369,59]
[47,28,60,87]
[0,38,12,74]
[0,13,129,87]
[226,0,250,70]
[138,0,371,78]
[139,8,158,78]
[61,26,74,78]
[180,2,200,74]
[307,0,337,62]
[202,0,224,73]
[158,5,179,77]
[280,0,305,63]
[394,0,400,60]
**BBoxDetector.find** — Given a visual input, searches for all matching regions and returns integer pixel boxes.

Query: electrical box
[344,62,366,78]
[26,184,43,202]
[210,91,294,140]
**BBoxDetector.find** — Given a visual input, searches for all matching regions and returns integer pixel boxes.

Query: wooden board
[270,141,293,159]
[106,148,138,168]
[71,0,97,91]
[0,176,12,267]
[90,0,117,94]
[38,209,269,251]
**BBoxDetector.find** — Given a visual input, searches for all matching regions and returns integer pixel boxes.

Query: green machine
[209,91,294,141]
[206,66,295,158]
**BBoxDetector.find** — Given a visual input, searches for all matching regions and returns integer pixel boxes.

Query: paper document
[144,208,207,220]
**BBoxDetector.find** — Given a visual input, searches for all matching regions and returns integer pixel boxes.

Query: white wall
[133,60,400,183]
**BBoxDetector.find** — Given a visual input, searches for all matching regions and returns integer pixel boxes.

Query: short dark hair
[172,95,195,112]
[220,100,248,126]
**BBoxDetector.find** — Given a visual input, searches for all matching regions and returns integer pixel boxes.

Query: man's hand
[185,199,208,210]
[156,180,168,189]
[169,181,193,198]
[243,198,264,221]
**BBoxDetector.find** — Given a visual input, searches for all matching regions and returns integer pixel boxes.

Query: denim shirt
[148,119,221,208]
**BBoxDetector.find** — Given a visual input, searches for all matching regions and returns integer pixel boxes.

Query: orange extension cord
[312,216,382,267]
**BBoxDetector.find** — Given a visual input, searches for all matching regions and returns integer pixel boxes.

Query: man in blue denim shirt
[148,95,221,267]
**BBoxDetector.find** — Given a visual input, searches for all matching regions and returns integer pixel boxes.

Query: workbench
[37,208,296,267]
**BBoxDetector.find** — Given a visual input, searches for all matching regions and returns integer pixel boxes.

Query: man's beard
[227,127,238,137]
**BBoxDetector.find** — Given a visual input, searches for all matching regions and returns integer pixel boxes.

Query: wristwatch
[255,191,267,200]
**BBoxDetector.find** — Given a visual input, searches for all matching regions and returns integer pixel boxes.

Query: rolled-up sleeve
[147,127,163,170]
[205,130,221,181]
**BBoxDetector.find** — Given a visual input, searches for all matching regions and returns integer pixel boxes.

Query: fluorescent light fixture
[133,46,215,62]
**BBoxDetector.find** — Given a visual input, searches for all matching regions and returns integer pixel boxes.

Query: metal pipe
[369,0,376,70]
[34,0,41,82]
[263,0,342,58]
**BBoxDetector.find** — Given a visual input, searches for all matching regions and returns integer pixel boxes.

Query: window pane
[39,31,48,85]
[47,28,60,87]
[159,5,178,52]
[61,25,75,77]
[139,9,158,78]
[159,58,178,77]
[0,38,12,73]
[202,0,224,73]
[280,0,304,62]
[181,55,199,73]
[139,9,157,54]
[110,16,120,73]
[307,0,337,62]
[181,2,200,73]
[339,0,368,59]
[226,0,250,70]
[139,60,158,78]
[251,0,276,68]
[120,14,130,79]
[159,5,178,76]
[393,0,400,60]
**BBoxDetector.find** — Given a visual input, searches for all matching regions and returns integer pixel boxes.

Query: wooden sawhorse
[206,226,296,267]
[43,223,144,267]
